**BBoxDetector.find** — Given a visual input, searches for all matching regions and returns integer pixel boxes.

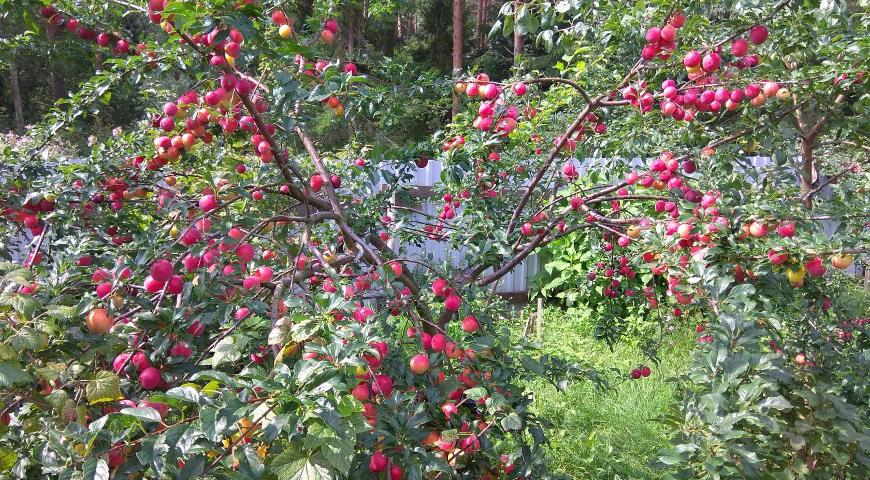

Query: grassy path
[518,307,695,479]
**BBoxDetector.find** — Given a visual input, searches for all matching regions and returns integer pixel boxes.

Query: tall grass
[517,306,695,479]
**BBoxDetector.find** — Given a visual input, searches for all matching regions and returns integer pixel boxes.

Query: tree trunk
[345,3,356,56]
[9,52,25,133]
[513,0,524,66]
[798,137,816,209]
[46,22,65,100]
[451,0,463,117]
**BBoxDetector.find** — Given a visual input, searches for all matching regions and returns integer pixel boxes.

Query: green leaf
[0,361,32,387]
[9,327,48,352]
[82,458,109,480]
[178,455,205,479]
[166,386,201,404]
[759,395,793,411]
[0,447,16,472]
[86,371,123,405]
[120,407,163,423]
[463,387,487,401]
[500,412,522,431]
[4,268,33,285]
[270,446,333,480]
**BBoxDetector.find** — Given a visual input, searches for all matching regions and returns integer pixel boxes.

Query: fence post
[535,297,543,341]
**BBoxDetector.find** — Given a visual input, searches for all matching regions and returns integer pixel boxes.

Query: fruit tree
[0,0,868,479]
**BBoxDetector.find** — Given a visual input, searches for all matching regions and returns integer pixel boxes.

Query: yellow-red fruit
[831,254,853,270]
[86,308,113,334]
[278,25,292,38]
[320,29,334,44]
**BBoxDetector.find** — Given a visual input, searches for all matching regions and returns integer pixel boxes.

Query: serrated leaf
[4,268,33,285]
[500,412,522,431]
[86,371,123,405]
[270,446,333,480]
[463,387,487,400]
[9,327,48,352]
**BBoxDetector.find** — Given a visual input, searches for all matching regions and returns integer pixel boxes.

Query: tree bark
[9,52,25,133]
[798,137,816,209]
[46,22,65,100]
[513,0,524,66]
[451,0,463,117]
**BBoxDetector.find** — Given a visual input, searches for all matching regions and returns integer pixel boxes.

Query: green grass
[517,306,695,479]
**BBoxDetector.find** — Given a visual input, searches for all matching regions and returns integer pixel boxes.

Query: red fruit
[795,353,807,365]
[96,33,111,48]
[748,221,767,238]
[521,222,534,236]
[372,374,393,396]
[320,29,334,44]
[640,366,651,377]
[344,63,358,75]
[139,367,162,390]
[645,27,661,43]
[630,368,641,379]
[96,282,113,299]
[295,254,308,270]
[166,275,184,294]
[369,452,388,473]
[169,342,191,358]
[432,278,448,297]
[150,259,173,283]
[352,383,370,401]
[310,174,325,192]
[430,334,447,352]
[461,315,479,333]
[131,352,151,372]
[143,276,165,293]
[389,464,404,480]
[444,293,461,312]
[256,266,274,282]
[683,50,701,68]
[187,321,205,336]
[749,25,769,45]
[561,161,578,180]
[198,194,218,212]
[113,353,131,374]
[701,52,721,72]
[805,257,826,277]
[641,44,657,60]
[107,443,127,468]
[767,250,789,265]
[660,25,676,42]
[441,402,458,418]
[324,18,339,34]
[271,10,289,25]
[513,82,527,96]
[409,354,430,374]
[731,38,749,57]
[242,275,261,290]
[389,262,403,276]
[777,222,795,237]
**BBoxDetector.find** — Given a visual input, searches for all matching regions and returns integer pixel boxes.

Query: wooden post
[535,297,543,341]
[451,0,463,118]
